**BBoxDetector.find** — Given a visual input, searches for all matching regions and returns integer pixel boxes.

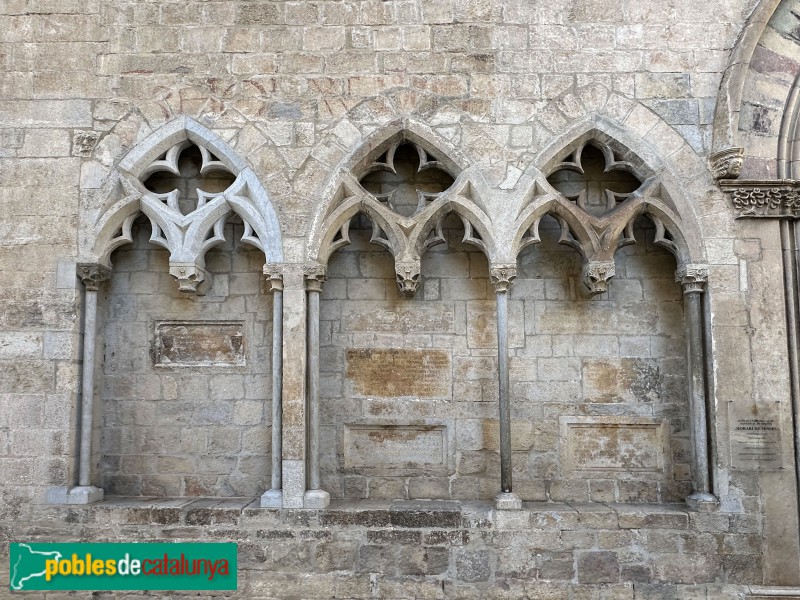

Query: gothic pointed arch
[510,124,701,294]
[82,116,283,292]
[309,123,493,296]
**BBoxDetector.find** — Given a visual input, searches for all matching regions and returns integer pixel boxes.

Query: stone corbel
[394,258,421,297]
[582,260,616,296]
[489,264,517,293]
[169,262,210,295]
[708,147,744,180]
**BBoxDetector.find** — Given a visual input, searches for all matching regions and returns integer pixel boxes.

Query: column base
[686,492,719,512]
[48,485,104,505]
[260,489,283,508]
[495,492,522,510]
[304,489,330,509]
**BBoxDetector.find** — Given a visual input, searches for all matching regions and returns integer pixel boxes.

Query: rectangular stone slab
[154,320,245,367]
[345,348,451,397]
[343,424,448,475]
[559,416,669,477]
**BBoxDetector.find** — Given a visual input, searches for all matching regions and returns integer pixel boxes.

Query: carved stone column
[491,264,522,510]
[72,263,111,504]
[677,265,718,511]
[304,264,330,509]
[261,264,284,508]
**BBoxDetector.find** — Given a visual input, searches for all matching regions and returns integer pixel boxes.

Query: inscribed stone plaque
[154,321,245,367]
[344,424,447,475]
[341,302,454,333]
[560,416,668,476]
[729,402,784,471]
[346,348,450,397]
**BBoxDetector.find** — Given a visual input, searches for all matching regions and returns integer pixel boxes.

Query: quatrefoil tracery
[359,142,456,218]
[547,142,642,218]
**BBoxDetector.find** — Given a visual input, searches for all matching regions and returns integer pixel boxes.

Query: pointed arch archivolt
[82,116,283,292]
[308,120,495,296]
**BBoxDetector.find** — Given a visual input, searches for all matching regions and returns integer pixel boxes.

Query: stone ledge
[46,497,708,531]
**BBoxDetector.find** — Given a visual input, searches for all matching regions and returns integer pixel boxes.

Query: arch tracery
[83,116,283,293]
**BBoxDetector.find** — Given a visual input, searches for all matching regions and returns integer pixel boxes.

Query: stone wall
[2,0,800,595]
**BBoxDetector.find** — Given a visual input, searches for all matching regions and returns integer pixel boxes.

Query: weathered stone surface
[345,348,450,397]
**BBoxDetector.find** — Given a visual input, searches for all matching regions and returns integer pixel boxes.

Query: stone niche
[99,218,272,497]
[321,214,689,503]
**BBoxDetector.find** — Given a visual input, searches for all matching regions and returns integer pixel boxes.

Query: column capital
[263,263,284,292]
[76,263,111,291]
[490,264,517,292]
[304,263,327,292]
[676,264,708,293]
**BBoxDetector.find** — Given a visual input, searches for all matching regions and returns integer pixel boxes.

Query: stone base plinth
[494,492,522,511]
[304,489,330,509]
[260,488,283,508]
[48,485,104,505]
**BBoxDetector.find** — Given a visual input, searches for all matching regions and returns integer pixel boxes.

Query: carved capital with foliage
[489,264,517,293]
[77,263,111,291]
[676,264,708,293]
[263,263,284,293]
[304,264,327,293]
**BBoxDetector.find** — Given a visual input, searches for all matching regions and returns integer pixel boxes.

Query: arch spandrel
[82,116,283,292]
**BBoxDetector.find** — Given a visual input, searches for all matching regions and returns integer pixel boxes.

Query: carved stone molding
[676,264,708,293]
[76,263,111,291]
[719,179,800,218]
[263,263,284,293]
[708,147,744,180]
[304,264,327,292]
[489,264,517,293]
[582,261,615,296]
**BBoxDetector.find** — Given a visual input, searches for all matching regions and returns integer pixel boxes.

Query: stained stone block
[577,551,620,584]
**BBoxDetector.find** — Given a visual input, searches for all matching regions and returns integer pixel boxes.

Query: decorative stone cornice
[263,263,284,293]
[676,264,708,293]
[719,179,800,218]
[489,264,517,293]
[708,147,744,180]
[304,264,326,292]
[76,263,111,291]
[582,261,615,296]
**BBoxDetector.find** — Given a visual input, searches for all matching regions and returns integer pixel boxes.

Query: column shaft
[496,290,512,494]
[271,289,283,491]
[78,288,98,487]
[307,288,321,491]
[685,290,712,496]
